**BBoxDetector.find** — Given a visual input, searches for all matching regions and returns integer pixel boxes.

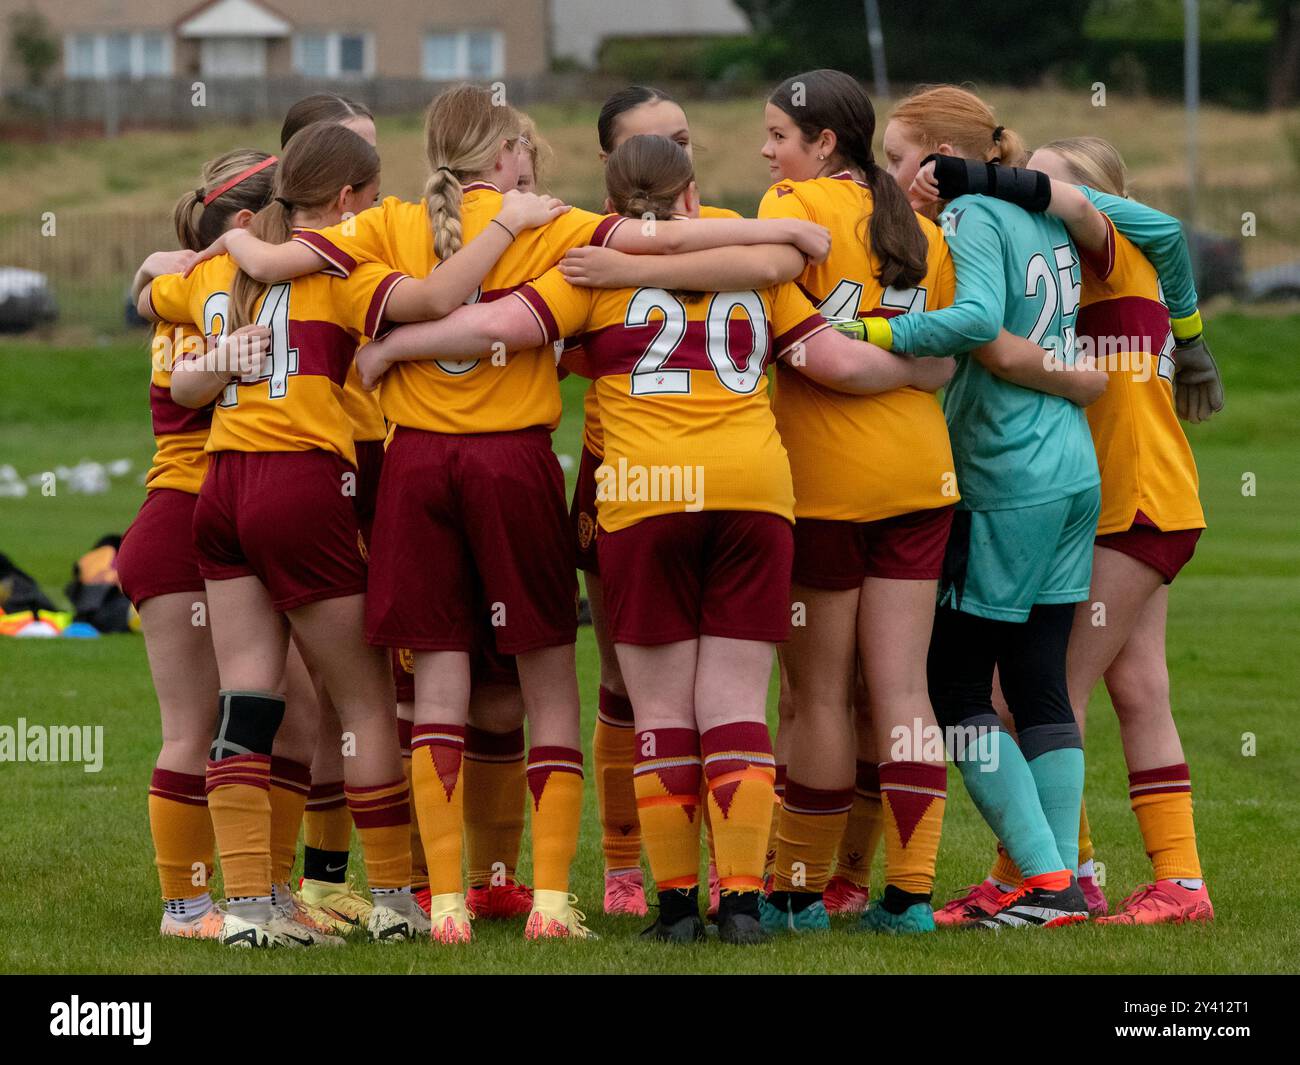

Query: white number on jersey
[1025,243,1081,352]
[626,288,769,397]
[203,282,299,408]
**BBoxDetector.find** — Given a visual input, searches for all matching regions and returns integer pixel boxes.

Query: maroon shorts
[193,450,367,612]
[1095,512,1202,584]
[352,439,385,545]
[597,510,794,646]
[791,505,955,589]
[570,444,603,575]
[389,605,520,705]
[117,488,206,608]
[365,426,577,655]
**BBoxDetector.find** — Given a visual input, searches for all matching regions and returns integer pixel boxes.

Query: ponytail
[891,85,1029,167]
[424,167,465,260]
[862,161,928,290]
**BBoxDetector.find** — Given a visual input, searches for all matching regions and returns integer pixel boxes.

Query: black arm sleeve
[925,154,1053,213]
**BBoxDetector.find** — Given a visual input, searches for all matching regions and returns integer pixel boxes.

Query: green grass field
[1,310,1297,974]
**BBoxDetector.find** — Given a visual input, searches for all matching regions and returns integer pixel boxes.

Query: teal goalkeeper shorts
[938,487,1102,623]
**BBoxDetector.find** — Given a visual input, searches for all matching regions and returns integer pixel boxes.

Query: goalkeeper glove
[923,154,1052,213]
[832,316,894,349]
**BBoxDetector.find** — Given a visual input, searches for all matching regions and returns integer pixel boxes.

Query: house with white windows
[0,0,547,86]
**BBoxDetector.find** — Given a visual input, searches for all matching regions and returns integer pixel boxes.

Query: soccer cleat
[1095,880,1214,926]
[859,900,936,935]
[524,889,597,940]
[160,909,225,941]
[468,879,535,919]
[368,895,433,944]
[602,869,648,917]
[933,880,1006,927]
[1078,873,1109,916]
[265,914,345,947]
[217,907,274,948]
[641,912,706,944]
[717,911,768,945]
[280,893,351,940]
[413,887,432,915]
[757,893,830,935]
[296,877,373,935]
[823,876,872,916]
[975,877,1089,930]
[424,892,473,944]
[706,862,721,917]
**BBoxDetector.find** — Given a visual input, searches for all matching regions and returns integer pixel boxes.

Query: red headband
[203,155,278,206]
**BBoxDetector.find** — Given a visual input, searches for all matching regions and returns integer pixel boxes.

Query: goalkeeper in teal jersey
[864,92,1111,929]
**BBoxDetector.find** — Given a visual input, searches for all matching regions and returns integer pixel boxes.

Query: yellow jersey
[518,266,828,532]
[293,188,625,435]
[759,172,958,521]
[144,321,212,494]
[1079,217,1204,534]
[148,247,405,466]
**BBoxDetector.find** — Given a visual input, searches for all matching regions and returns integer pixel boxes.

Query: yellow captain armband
[1171,309,1203,344]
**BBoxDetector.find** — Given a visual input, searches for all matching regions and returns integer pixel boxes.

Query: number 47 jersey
[148,250,405,467]
[517,267,830,534]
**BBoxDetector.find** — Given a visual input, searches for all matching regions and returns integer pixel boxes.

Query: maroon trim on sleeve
[364,272,408,338]
[774,313,830,356]
[590,215,627,247]
[513,286,560,343]
[291,230,357,278]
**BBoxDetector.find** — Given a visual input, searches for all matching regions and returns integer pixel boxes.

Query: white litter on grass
[0,465,27,498]
[15,459,134,496]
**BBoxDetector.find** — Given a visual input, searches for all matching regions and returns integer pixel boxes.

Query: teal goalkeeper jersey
[887,196,1100,511]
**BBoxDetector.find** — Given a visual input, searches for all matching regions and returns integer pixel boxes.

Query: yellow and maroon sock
[1129,763,1202,880]
[773,779,854,894]
[1078,798,1095,867]
[702,722,776,895]
[594,686,641,875]
[206,691,283,900]
[464,724,527,887]
[527,746,584,894]
[149,768,215,900]
[878,761,947,905]
[989,842,1024,889]
[633,728,703,891]
[301,778,350,883]
[765,763,787,877]
[346,777,411,890]
[835,760,883,889]
[268,756,310,886]
[397,719,427,891]
[411,723,466,896]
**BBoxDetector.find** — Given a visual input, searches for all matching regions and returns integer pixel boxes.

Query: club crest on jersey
[578,511,597,550]
[775,186,794,198]
[942,207,965,236]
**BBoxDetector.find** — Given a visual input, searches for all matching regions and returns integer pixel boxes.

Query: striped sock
[346,777,412,890]
[527,746,584,894]
[835,760,883,889]
[302,778,350,883]
[464,725,527,887]
[1129,763,1202,880]
[633,728,702,891]
[878,760,947,902]
[594,687,641,874]
[148,768,214,901]
[268,757,311,886]
[411,723,466,896]
[701,722,776,894]
[773,779,854,894]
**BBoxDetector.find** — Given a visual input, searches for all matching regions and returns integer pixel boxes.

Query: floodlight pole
[864,0,889,99]
[1184,0,1200,279]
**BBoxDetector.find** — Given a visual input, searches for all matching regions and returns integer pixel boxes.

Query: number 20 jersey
[759,173,959,522]
[148,251,405,466]
[517,268,829,533]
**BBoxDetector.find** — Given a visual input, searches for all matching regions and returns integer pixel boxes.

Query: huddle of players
[120,69,1221,948]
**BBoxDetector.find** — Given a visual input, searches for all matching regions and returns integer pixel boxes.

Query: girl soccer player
[200,84,830,944]
[118,150,276,940]
[870,85,1107,929]
[355,133,954,944]
[140,121,527,946]
[911,138,1216,925]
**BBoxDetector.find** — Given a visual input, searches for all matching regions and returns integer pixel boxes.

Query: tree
[9,11,59,89]
[1265,0,1300,106]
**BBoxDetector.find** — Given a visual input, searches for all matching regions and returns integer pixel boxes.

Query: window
[293,32,372,78]
[64,31,172,79]
[422,30,503,80]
